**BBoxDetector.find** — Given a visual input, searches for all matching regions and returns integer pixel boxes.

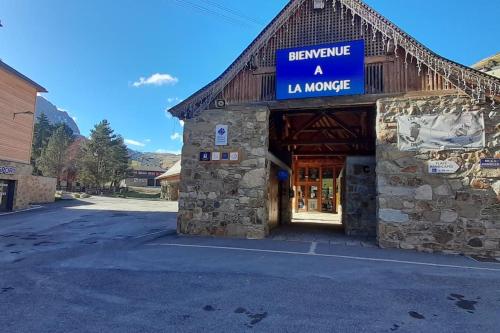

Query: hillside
[128,149,180,170]
[35,96,81,135]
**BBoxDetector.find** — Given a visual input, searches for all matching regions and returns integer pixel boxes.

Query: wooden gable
[170,0,500,119]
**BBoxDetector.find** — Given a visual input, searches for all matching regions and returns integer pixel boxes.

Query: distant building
[121,166,165,188]
[0,60,56,212]
[472,53,500,78]
[156,160,181,201]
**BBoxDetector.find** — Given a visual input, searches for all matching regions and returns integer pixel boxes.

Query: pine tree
[37,125,73,185]
[78,120,129,191]
[109,135,130,191]
[32,113,54,174]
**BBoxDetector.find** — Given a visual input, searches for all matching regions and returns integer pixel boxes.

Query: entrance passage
[0,180,15,212]
[268,106,377,238]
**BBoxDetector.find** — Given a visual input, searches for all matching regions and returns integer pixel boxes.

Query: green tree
[78,120,129,191]
[32,113,54,174]
[37,125,73,185]
[109,135,130,191]
[32,114,75,175]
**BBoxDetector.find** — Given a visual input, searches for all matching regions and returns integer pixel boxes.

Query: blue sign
[199,152,211,161]
[277,170,289,181]
[480,158,500,169]
[276,40,365,100]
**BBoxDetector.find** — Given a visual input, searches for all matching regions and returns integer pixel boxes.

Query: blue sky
[1,0,498,154]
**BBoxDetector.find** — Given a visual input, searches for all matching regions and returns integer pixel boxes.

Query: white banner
[397,112,485,151]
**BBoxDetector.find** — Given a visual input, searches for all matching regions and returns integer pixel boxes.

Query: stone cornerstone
[376,94,500,257]
[178,106,271,239]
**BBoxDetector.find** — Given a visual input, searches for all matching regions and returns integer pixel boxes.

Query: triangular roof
[156,159,181,180]
[169,0,500,119]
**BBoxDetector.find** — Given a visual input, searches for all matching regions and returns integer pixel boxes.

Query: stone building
[156,160,181,201]
[0,60,56,212]
[121,166,164,188]
[168,0,500,257]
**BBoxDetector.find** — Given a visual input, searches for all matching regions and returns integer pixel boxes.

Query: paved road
[1,197,499,332]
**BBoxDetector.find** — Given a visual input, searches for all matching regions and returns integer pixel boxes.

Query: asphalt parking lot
[1,197,499,332]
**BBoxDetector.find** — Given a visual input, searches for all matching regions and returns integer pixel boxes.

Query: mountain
[35,96,81,135]
[127,149,180,170]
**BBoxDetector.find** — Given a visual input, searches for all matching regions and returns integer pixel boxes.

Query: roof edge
[0,60,48,93]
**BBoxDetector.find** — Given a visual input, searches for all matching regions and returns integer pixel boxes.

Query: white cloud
[72,116,78,122]
[167,97,182,104]
[170,132,182,141]
[125,139,146,147]
[144,139,151,143]
[179,120,184,127]
[156,149,181,155]
[133,73,179,87]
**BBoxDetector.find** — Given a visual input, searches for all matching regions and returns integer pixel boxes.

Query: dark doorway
[268,105,377,238]
[0,180,16,212]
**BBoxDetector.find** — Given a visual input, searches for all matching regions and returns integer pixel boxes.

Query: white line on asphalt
[147,242,500,272]
[134,230,172,239]
[0,205,43,216]
[308,241,318,254]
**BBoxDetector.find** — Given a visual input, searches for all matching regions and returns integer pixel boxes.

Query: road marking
[147,242,500,272]
[0,205,43,216]
[308,241,318,254]
[133,230,174,239]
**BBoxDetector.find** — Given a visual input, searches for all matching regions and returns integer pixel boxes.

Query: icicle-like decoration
[174,0,500,119]
[337,0,500,102]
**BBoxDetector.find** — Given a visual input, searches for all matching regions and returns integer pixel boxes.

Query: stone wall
[376,94,500,257]
[0,160,56,210]
[178,106,271,239]
[343,156,377,237]
[160,179,180,201]
[29,176,57,204]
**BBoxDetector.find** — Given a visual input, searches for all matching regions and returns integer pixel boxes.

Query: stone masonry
[376,94,500,257]
[0,159,56,210]
[178,106,271,239]
[343,156,377,237]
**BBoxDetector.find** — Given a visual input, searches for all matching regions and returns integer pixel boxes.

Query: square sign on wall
[276,40,365,100]
[215,125,228,146]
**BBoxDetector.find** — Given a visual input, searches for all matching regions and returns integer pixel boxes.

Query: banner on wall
[397,112,485,151]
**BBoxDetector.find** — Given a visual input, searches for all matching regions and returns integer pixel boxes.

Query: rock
[433,229,454,244]
[492,181,500,196]
[415,185,433,200]
[440,210,458,223]
[379,209,410,223]
[468,238,483,248]
[241,169,266,188]
[471,178,491,190]
[434,184,451,196]
[378,186,414,197]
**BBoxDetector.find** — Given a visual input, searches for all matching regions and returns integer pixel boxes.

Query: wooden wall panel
[0,69,37,164]
[219,2,452,105]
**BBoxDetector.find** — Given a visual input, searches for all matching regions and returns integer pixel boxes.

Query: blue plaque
[480,158,500,169]
[199,152,211,161]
